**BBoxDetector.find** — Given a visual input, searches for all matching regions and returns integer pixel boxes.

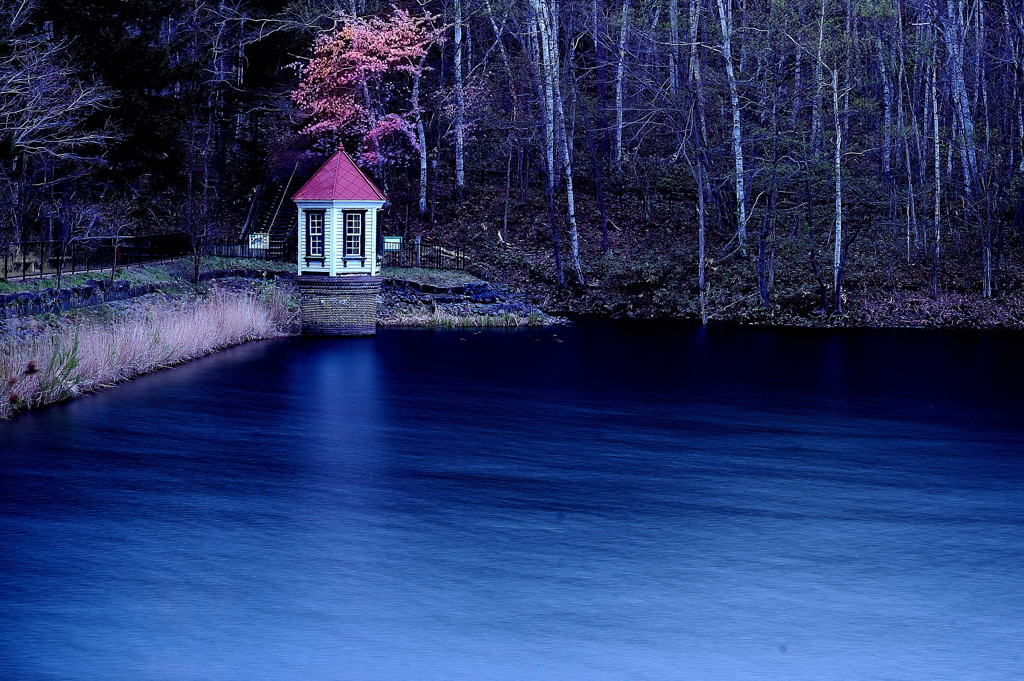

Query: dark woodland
[4,0,1024,325]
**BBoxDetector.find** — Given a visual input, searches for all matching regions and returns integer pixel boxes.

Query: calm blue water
[2,320,1023,680]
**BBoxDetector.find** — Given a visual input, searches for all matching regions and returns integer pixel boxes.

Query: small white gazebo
[292,150,387,277]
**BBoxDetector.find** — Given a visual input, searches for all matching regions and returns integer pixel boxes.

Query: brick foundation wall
[297,274,381,336]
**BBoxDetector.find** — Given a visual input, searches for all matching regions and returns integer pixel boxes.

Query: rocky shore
[376,276,567,327]
[9,257,1022,332]
[0,261,566,337]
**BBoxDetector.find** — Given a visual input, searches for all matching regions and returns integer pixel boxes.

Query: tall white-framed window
[343,211,365,257]
[305,211,325,258]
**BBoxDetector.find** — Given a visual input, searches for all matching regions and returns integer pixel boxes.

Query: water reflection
[2,321,1022,680]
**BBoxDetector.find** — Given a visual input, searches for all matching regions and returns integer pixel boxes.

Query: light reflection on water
[2,321,1023,680]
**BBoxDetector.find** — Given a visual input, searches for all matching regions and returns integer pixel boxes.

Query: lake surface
[2,320,1023,680]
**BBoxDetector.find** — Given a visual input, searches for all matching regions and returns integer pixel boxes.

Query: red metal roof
[292,150,387,202]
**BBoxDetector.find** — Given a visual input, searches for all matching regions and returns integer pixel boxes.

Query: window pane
[307,212,324,257]
[344,213,363,257]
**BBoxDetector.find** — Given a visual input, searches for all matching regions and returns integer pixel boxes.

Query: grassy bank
[379,267,482,287]
[1,286,295,420]
[0,256,294,295]
[377,307,550,327]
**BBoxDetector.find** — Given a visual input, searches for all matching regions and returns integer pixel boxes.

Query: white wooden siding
[295,199,383,276]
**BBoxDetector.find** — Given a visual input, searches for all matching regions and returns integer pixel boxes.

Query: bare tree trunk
[544,170,566,289]
[758,184,775,308]
[412,57,428,217]
[715,0,746,252]
[529,0,566,287]
[760,86,781,309]
[541,0,583,282]
[1019,79,1024,173]
[591,0,611,156]
[669,0,681,100]
[977,0,990,159]
[429,122,441,228]
[878,35,893,181]
[697,157,708,324]
[532,7,556,191]
[689,0,710,216]
[932,59,942,299]
[793,45,802,128]
[454,0,466,201]
[503,145,512,237]
[614,0,629,171]
[811,0,827,158]
[1007,0,1024,173]
[832,68,844,312]
[944,0,989,295]
[896,3,919,261]
[945,0,979,190]
[484,0,527,228]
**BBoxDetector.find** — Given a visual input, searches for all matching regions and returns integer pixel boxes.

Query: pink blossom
[292,9,441,168]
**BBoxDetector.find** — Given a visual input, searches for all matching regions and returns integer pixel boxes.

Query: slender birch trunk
[591,0,611,158]
[715,0,746,251]
[412,57,428,217]
[614,0,629,171]
[689,0,708,148]
[944,0,989,295]
[945,0,978,189]
[811,0,827,159]
[529,0,565,287]
[503,144,512,236]
[832,67,843,312]
[878,36,893,181]
[697,157,707,324]
[540,0,583,281]
[454,0,466,200]
[896,1,919,259]
[932,59,941,299]
[533,6,556,188]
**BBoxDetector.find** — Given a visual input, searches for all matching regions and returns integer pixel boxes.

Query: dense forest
[3,0,1024,324]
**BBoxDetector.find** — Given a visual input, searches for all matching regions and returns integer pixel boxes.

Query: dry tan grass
[379,267,482,287]
[377,307,547,328]
[1,289,295,419]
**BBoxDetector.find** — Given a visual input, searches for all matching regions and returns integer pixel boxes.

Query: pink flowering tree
[292,9,441,168]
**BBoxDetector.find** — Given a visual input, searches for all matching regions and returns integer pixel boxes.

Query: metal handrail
[1,234,191,281]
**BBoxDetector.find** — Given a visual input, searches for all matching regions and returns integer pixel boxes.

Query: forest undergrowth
[417,180,1024,329]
